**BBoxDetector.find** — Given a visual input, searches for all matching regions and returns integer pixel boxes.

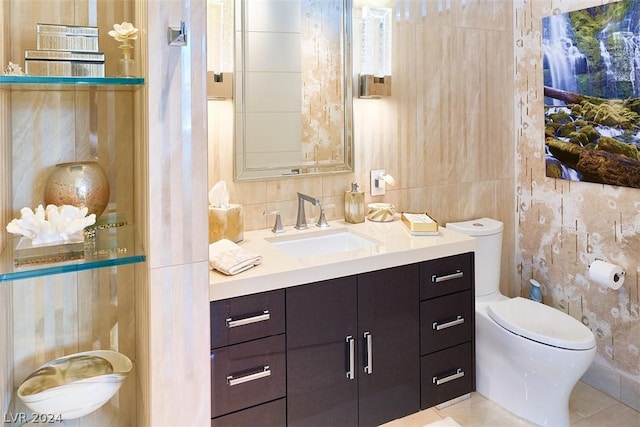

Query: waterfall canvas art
[543,1,640,188]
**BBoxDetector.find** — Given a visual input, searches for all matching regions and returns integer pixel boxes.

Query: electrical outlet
[371,169,386,196]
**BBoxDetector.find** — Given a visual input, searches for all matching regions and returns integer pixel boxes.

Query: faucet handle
[263,210,285,234]
[316,203,335,228]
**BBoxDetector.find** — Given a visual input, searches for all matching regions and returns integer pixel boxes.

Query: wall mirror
[207,0,354,181]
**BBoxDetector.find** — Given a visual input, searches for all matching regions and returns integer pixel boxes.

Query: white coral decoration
[108,22,139,42]
[6,204,96,245]
[4,61,24,76]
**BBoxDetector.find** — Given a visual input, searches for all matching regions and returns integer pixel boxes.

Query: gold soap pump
[344,182,365,224]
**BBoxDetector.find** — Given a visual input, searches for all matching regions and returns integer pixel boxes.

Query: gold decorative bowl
[17,350,132,420]
[367,203,395,222]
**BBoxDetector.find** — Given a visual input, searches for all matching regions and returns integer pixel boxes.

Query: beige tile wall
[515,0,640,410]
[142,0,210,425]
[208,0,516,294]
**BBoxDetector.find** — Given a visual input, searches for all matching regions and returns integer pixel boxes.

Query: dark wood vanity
[209,252,475,426]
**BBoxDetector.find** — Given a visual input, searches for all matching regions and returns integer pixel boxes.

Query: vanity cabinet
[210,290,286,426]
[208,252,475,425]
[419,253,475,409]
[286,264,420,427]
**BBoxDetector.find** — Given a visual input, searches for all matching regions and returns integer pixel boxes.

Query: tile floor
[383,381,640,426]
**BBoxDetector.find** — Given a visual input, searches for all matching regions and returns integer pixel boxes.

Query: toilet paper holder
[589,259,625,290]
[590,258,626,277]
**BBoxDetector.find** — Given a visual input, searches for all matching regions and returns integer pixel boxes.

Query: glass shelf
[0,75,144,88]
[0,224,146,282]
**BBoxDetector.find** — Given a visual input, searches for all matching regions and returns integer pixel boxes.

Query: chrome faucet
[295,192,329,229]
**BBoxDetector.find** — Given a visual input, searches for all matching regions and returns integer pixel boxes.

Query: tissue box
[209,204,244,243]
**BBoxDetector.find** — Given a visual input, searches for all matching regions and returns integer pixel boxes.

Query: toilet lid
[487,297,596,350]
[446,218,503,236]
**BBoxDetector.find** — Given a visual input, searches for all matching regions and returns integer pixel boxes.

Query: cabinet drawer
[420,342,473,409]
[211,398,285,427]
[211,335,286,418]
[421,290,473,354]
[211,290,285,349]
[420,253,473,300]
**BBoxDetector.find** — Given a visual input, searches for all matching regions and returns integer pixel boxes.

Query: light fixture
[207,0,234,99]
[207,71,233,100]
[371,169,395,196]
[359,6,392,98]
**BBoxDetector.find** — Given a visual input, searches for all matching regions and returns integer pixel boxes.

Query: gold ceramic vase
[44,161,110,217]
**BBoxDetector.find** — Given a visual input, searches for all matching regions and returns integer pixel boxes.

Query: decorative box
[209,204,244,243]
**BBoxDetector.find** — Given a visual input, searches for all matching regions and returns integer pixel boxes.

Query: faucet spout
[295,192,321,230]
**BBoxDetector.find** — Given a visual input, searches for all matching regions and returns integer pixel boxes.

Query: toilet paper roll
[589,260,625,290]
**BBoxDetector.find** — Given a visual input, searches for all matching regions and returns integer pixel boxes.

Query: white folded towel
[209,239,262,275]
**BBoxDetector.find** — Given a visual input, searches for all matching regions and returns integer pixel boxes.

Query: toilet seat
[487,297,596,350]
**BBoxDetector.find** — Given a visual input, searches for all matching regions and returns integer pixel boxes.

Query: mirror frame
[234,0,354,181]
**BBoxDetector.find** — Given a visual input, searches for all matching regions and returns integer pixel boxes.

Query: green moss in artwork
[568,0,633,95]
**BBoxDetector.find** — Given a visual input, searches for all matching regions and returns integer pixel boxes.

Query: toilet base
[475,303,596,427]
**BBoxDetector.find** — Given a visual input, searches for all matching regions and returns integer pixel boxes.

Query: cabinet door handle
[363,332,373,374]
[225,310,270,328]
[432,368,465,386]
[431,270,463,283]
[227,365,271,386]
[346,336,355,380]
[432,315,465,331]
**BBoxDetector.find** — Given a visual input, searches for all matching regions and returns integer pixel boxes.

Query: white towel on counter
[209,239,262,275]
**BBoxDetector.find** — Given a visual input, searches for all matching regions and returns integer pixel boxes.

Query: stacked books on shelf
[25,23,105,77]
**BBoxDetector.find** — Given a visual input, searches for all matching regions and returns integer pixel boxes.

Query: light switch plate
[371,169,386,196]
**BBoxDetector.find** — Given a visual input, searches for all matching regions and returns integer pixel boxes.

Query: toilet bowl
[446,218,596,427]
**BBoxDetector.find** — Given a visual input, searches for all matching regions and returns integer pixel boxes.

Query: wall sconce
[207,0,234,100]
[371,169,395,196]
[359,6,392,98]
[207,71,233,99]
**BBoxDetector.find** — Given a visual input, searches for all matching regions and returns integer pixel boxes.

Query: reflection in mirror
[227,0,353,180]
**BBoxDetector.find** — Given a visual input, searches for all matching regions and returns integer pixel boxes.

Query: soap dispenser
[344,182,365,224]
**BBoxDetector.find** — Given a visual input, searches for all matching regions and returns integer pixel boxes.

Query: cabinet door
[211,335,286,418]
[211,398,286,427]
[420,290,473,354]
[210,290,285,349]
[421,342,473,409]
[286,276,358,427]
[358,264,420,426]
[420,253,473,300]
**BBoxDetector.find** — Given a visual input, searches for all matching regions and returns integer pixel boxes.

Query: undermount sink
[267,227,379,258]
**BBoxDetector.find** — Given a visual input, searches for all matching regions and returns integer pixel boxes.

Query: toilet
[446,218,596,427]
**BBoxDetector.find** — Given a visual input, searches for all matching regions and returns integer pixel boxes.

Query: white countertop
[209,218,476,301]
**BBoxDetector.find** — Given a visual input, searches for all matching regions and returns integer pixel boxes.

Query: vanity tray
[401,212,439,236]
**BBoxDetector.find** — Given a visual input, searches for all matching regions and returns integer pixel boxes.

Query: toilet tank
[446,218,504,297]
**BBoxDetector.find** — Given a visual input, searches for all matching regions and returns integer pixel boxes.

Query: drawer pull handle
[226,310,270,328]
[227,365,271,386]
[432,271,463,283]
[433,315,465,331]
[433,368,464,386]
[346,336,355,380]
[364,332,373,375]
